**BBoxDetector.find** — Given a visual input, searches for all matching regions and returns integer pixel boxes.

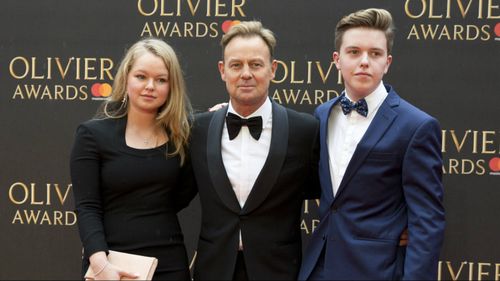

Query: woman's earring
[122,94,128,104]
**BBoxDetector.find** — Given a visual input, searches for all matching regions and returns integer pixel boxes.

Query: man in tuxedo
[298,8,445,280]
[189,21,320,280]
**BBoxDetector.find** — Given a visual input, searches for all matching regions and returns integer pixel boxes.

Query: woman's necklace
[143,135,152,145]
[142,131,157,146]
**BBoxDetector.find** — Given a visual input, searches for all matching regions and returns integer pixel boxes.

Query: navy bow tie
[226,112,263,140]
[339,95,368,117]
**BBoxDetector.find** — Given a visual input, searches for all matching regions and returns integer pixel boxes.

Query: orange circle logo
[91,83,112,97]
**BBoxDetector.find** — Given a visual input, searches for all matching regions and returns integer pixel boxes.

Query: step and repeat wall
[1,0,499,279]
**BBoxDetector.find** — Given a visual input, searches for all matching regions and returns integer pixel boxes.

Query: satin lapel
[333,94,398,202]
[318,98,340,204]
[207,108,241,213]
[241,102,288,214]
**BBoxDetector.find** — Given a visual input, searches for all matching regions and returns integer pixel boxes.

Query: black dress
[70,117,196,280]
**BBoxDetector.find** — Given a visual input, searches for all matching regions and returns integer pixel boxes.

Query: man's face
[219,35,277,115]
[333,27,392,100]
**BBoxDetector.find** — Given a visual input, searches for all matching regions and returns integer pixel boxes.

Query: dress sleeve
[174,152,198,212]
[70,124,108,258]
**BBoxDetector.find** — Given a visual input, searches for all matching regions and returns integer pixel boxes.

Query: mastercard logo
[91,83,112,97]
[495,23,500,38]
[221,20,241,34]
[489,157,500,173]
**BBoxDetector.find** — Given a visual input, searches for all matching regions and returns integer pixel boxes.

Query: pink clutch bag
[84,250,158,280]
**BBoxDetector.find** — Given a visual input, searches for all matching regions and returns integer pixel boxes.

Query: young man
[299,8,445,280]
[189,21,320,280]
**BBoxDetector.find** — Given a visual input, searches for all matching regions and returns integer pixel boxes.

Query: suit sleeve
[70,124,109,259]
[402,118,445,280]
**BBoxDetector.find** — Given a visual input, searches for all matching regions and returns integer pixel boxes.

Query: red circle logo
[489,157,500,172]
[495,23,500,37]
[221,20,241,34]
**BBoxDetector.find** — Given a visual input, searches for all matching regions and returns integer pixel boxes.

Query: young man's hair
[220,21,276,61]
[335,8,395,54]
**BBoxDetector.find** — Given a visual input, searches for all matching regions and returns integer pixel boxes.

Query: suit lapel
[318,98,339,204]
[333,91,399,202]
[207,108,241,213]
[242,102,288,214]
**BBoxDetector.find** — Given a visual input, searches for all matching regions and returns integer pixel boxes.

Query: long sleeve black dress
[70,117,197,280]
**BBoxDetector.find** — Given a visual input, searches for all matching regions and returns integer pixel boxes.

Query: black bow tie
[339,94,368,117]
[226,112,263,140]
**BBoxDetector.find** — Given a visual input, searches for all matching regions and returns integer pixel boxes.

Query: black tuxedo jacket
[190,101,320,280]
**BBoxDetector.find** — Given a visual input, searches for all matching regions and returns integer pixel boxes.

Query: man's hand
[208,102,228,112]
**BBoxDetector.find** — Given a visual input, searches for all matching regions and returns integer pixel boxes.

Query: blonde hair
[97,37,192,164]
[220,20,277,61]
[335,8,395,54]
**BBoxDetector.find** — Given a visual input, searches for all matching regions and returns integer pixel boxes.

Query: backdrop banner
[1,0,499,279]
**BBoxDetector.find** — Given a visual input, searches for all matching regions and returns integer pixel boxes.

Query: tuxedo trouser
[232,250,248,281]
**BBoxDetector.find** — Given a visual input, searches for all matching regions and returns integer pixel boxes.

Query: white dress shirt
[222,98,272,249]
[327,82,388,196]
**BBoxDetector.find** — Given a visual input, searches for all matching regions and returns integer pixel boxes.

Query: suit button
[331,206,338,213]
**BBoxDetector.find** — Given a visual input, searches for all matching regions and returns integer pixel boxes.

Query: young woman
[70,37,196,280]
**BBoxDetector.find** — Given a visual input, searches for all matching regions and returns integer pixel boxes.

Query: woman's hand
[88,251,139,280]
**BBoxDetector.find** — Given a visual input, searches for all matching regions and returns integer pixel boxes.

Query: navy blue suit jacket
[299,85,445,280]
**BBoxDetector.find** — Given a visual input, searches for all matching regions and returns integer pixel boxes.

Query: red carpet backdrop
[1,0,499,279]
